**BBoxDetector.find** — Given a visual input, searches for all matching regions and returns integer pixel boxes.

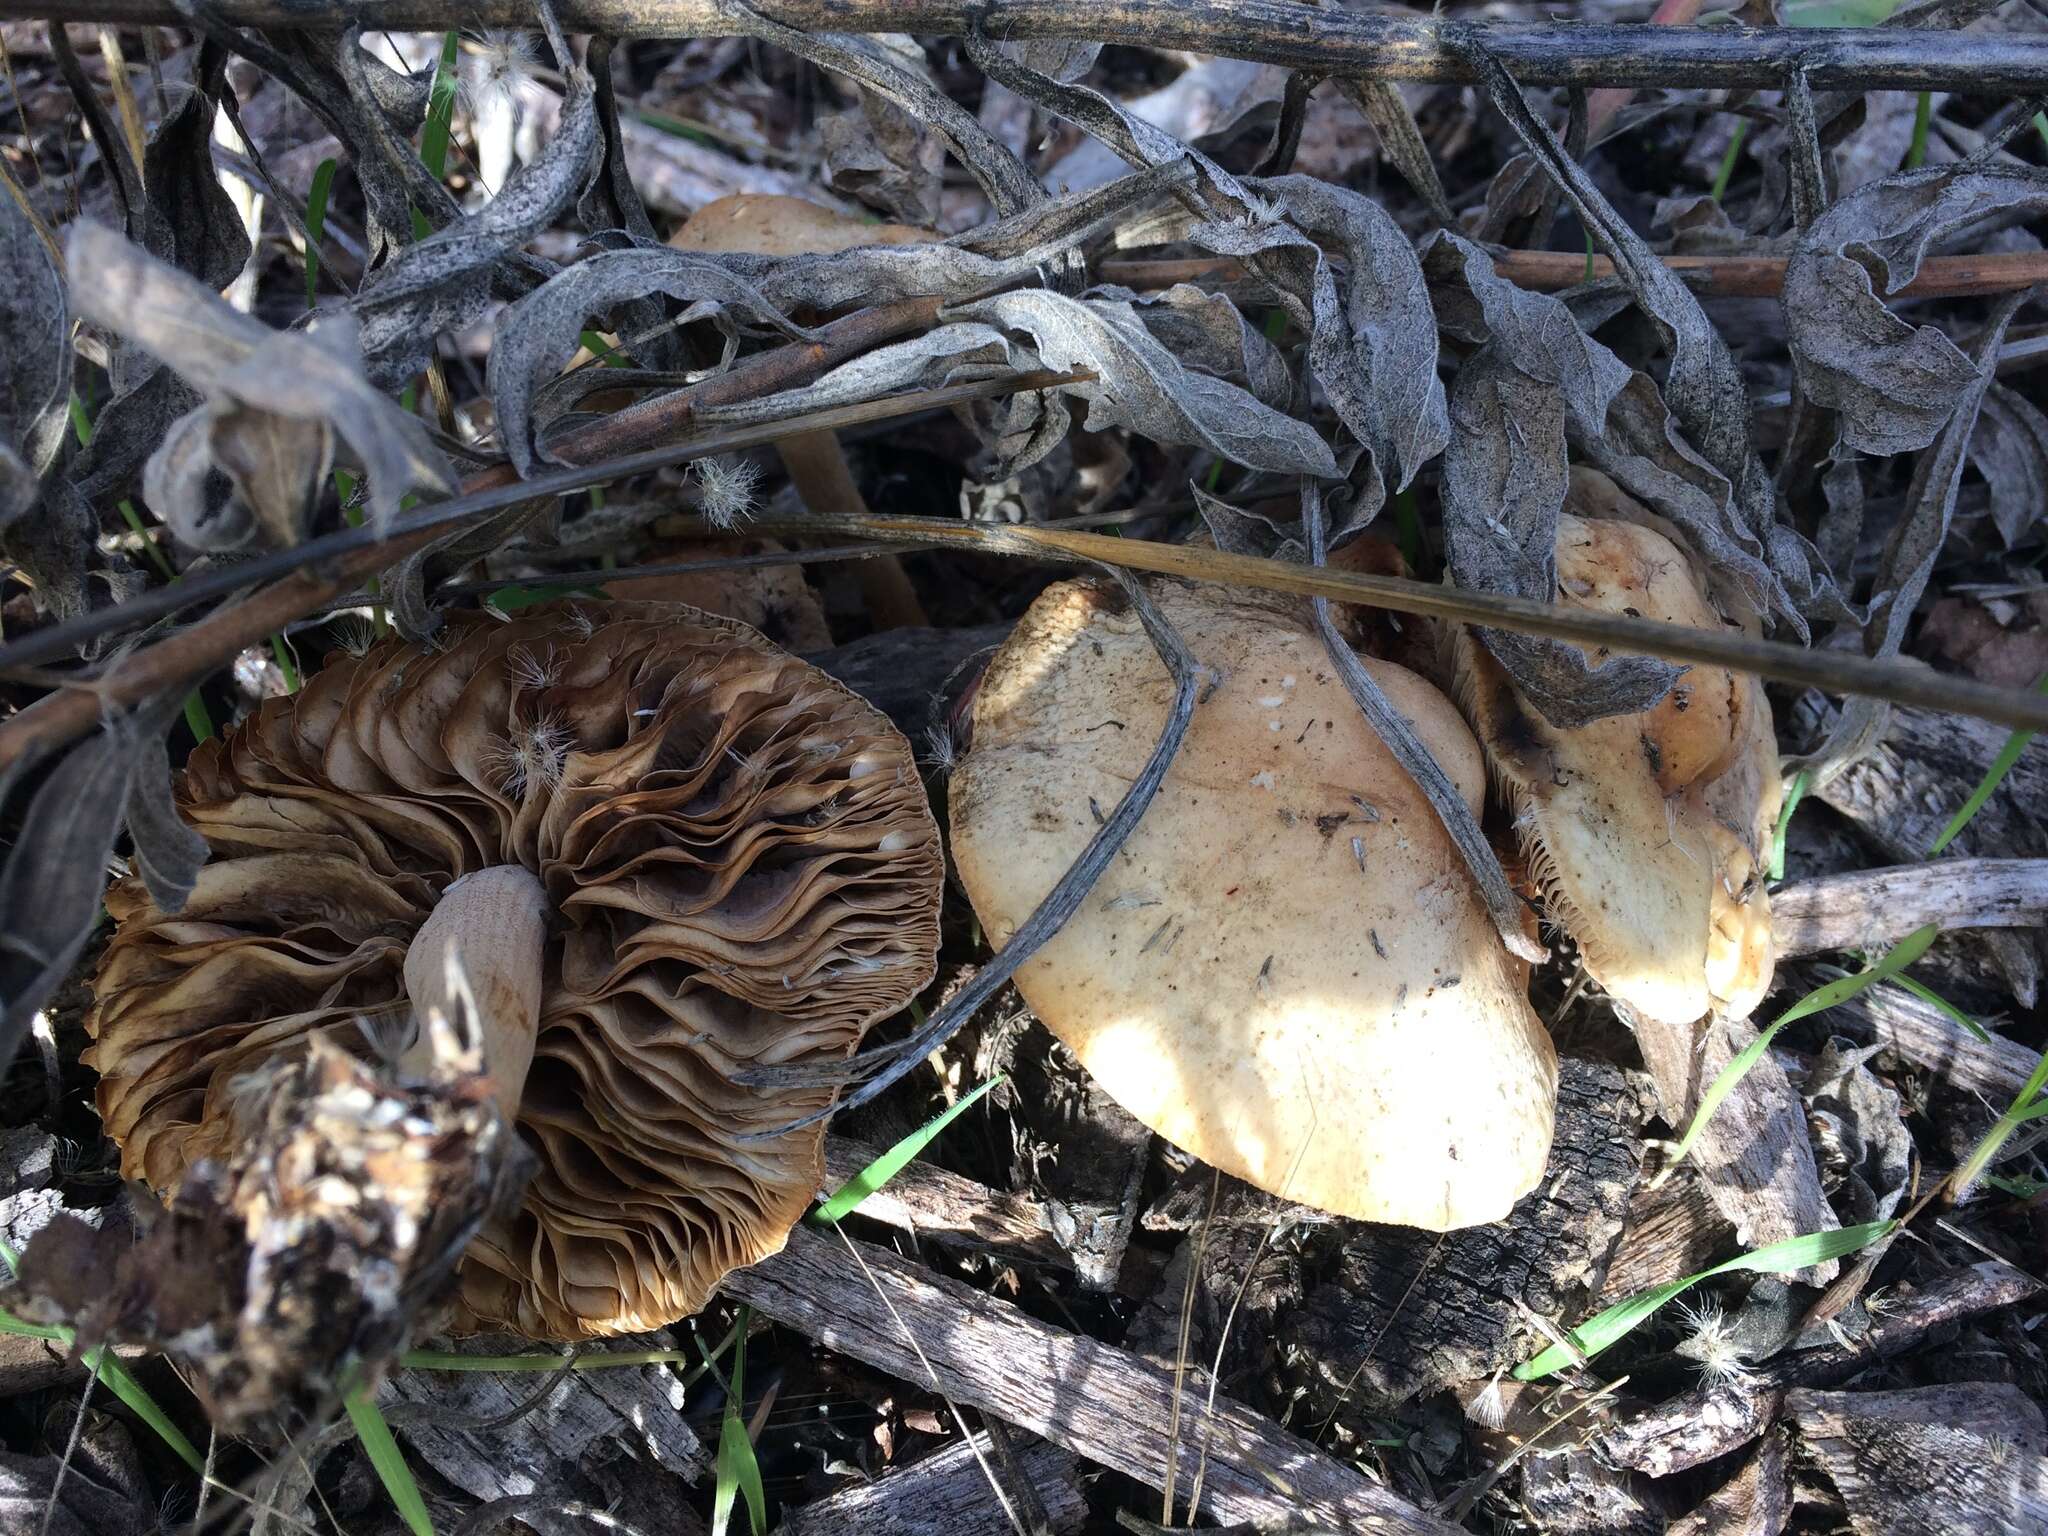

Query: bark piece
[1284,1059,1650,1410]
[388,1350,705,1503]
[1773,859,2048,957]
[778,1432,1086,1536]
[1599,1262,2043,1475]
[725,1225,1461,1533]
[1629,1007,1839,1281]
[1517,1449,1674,1535]
[1666,1427,1790,1536]
[821,1136,1091,1271]
[1601,1166,1733,1301]
[1786,1383,2048,1535]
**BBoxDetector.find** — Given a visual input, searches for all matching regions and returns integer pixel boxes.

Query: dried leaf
[949,290,1337,477]
[144,400,335,551]
[67,223,451,535]
[1970,383,2048,548]
[355,61,601,389]
[140,42,250,289]
[1792,288,2027,783]
[821,53,946,226]
[1106,280,1293,411]
[0,693,190,1071]
[1337,78,1453,225]
[1784,166,2048,456]
[0,181,67,523]
[0,474,102,623]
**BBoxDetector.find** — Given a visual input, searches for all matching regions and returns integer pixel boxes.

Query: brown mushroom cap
[949,579,1557,1230]
[668,193,934,255]
[1452,511,1780,1027]
[87,604,942,1338]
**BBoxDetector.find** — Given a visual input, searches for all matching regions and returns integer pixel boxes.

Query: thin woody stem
[24,1,2048,93]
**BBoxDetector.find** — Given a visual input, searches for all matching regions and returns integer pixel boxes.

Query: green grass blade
[1710,118,1749,203]
[1514,1219,1898,1381]
[1929,670,2048,855]
[1905,91,1933,170]
[1656,924,1940,1182]
[1769,767,1810,881]
[304,156,337,308]
[814,1074,1003,1225]
[270,633,302,692]
[347,1387,435,1536]
[1950,1044,2048,1198]
[419,31,460,180]
[1890,972,1992,1044]
[711,1307,766,1536]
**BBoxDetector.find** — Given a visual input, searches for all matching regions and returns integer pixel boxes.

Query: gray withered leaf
[355,62,601,390]
[0,188,67,525]
[1969,383,2048,548]
[66,363,200,509]
[821,58,946,227]
[692,323,1015,426]
[729,3,1043,219]
[997,36,1101,85]
[1191,481,1299,559]
[1100,281,1293,411]
[388,495,557,641]
[329,25,467,262]
[144,399,334,551]
[1792,287,2026,784]
[489,253,822,479]
[1451,37,1822,630]
[1440,346,1678,727]
[1421,229,1631,437]
[1250,175,1448,489]
[0,691,198,1072]
[578,40,679,376]
[1784,166,2048,457]
[68,223,451,534]
[1335,79,1453,226]
[141,42,251,290]
[0,475,98,623]
[949,290,1338,478]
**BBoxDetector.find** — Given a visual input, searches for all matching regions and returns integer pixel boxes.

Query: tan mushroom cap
[1452,511,1780,1028]
[669,193,934,256]
[949,579,1557,1230]
[87,603,942,1338]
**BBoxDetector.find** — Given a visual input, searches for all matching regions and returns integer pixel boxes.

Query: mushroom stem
[400,865,550,1120]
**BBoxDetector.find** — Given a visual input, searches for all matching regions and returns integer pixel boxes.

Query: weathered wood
[1786,1384,2048,1535]
[1517,1450,1672,1536]
[30,2,2048,92]
[1665,1428,1790,1536]
[1598,1262,2043,1476]
[724,1226,1462,1534]
[1626,1009,1840,1283]
[1600,1166,1733,1303]
[1285,1059,1651,1410]
[1782,962,2040,1103]
[1773,859,2048,957]
[778,1432,1087,1536]
[820,1136,1089,1271]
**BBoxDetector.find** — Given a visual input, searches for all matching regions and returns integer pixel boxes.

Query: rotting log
[28,2,2048,93]
[778,1431,1088,1536]
[1772,860,2048,958]
[1597,1261,2044,1476]
[725,1225,1464,1534]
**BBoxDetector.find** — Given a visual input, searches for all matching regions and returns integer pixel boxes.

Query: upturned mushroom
[948,579,1557,1230]
[87,602,942,1338]
[1451,492,1780,1028]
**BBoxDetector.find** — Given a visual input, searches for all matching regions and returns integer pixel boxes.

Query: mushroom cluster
[1452,498,1780,1028]
[948,580,1558,1231]
[88,603,942,1338]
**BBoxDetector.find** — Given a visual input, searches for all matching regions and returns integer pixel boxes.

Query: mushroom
[87,603,943,1338]
[947,579,1557,1229]
[1451,498,1780,1028]
[605,533,834,652]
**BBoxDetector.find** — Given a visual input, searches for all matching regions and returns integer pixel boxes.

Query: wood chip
[778,1431,1086,1536]
[726,1226,1461,1533]
[1773,858,2048,957]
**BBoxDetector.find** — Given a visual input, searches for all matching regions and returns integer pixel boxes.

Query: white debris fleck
[1258,695,1287,708]
[1267,719,1282,732]
[1249,770,1276,791]
[1281,674,1296,688]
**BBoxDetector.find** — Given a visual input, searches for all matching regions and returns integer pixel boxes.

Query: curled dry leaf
[65,222,452,538]
[86,604,943,1338]
[1785,166,2048,457]
[0,171,71,586]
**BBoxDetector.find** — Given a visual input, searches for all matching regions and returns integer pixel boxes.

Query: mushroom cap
[87,604,942,1338]
[1452,512,1780,1027]
[669,193,935,256]
[949,579,1557,1230]
[604,535,834,652]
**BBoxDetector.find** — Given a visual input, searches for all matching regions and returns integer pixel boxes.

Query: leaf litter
[0,9,2046,1535]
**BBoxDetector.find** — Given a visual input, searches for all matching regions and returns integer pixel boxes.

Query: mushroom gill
[87,603,942,1339]
[1451,502,1781,1028]
[948,578,1557,1230]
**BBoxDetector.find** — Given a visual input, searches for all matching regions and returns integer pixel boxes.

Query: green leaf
[1656,925,1940,1182]
[711,1309,766,1536]
[1769,767,1810,881]
[1782,0,1910,22]
[419,32,461,181]
[1986,1172,2048,1198]
[347,1387,436,1536]
[304,156,337,309]
[1890,972,1991,1044]
[1514,1220,1899,1381]
[483,581,609,616]
[815,1074,1003,1225]
[1929,670,2048,855]
[270,633,302,693]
